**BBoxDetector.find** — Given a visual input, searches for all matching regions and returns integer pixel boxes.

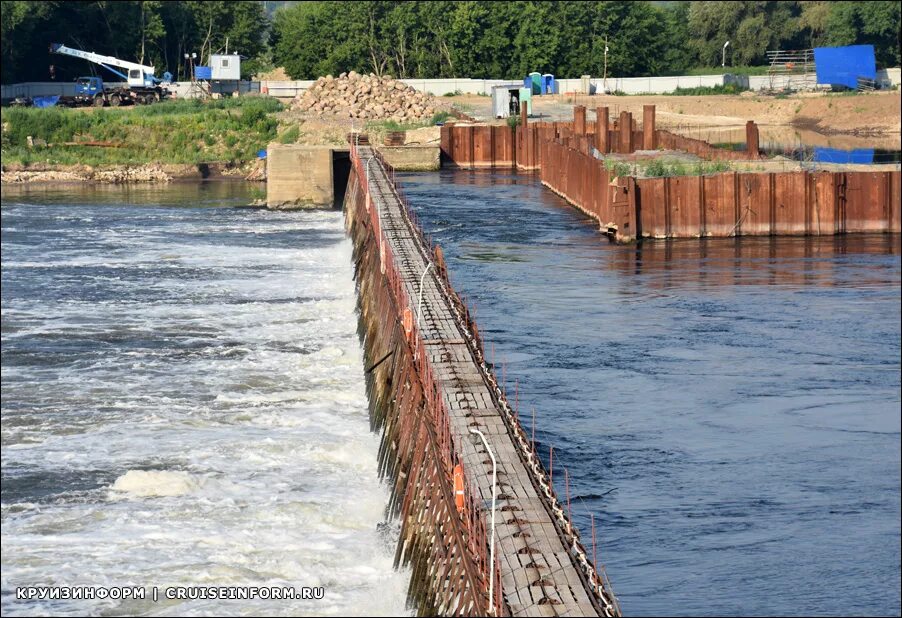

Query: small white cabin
[211,54,241,80]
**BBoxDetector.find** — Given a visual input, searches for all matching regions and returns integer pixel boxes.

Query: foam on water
[1,191,411,616]
[110,470,202,497]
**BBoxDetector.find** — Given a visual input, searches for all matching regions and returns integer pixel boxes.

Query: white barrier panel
[5,69,899,100]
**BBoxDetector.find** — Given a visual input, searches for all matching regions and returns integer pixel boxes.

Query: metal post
[603,38,609,94]
[469,428,497,615]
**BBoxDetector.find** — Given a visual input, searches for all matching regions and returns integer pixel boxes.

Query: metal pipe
[469,427,497,614]
[416,262,433,332]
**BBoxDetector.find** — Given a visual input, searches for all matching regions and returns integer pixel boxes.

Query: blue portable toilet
[543,74,556,94]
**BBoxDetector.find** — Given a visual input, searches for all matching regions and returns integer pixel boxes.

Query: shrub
[431,111,453,124]
[604,159,631,177]
[672,84,748,96]
[278,125,300,143]
[644,158,668,177]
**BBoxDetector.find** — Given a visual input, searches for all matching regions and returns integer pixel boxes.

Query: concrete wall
[6,68,900,100]
[878,68,901,88]
[266,144,334,209]
[377,146,440,171]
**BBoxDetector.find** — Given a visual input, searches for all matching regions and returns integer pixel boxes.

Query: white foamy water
[1,193,410,616]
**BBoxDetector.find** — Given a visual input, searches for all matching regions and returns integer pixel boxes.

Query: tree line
[2,1,899,85]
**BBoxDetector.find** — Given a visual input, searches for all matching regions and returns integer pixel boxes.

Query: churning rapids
[1,184,410,616]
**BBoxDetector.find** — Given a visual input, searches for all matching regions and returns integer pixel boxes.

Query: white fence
[4,68,899,101]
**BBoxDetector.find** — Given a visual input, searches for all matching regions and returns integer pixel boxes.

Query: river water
[1,183,410,616]
[399,170,901,616]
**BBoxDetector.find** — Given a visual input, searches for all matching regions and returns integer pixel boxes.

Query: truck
[49,43,173,107]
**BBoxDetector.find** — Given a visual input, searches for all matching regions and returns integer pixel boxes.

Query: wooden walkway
[358,146,617,617]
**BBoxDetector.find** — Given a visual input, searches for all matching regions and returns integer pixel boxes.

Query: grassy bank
[1,97,283,167]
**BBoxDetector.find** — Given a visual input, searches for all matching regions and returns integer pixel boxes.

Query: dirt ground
[279,89,900,153]
[449,90,902,143]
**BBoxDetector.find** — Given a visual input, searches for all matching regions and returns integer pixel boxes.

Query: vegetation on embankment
[1,97,283,167]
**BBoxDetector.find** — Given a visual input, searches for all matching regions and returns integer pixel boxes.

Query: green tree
[827,1,901,66]
[689,1,803,67]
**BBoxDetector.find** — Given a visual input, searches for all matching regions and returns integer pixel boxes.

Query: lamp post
[722,41,731,69]
[602,38,609,94]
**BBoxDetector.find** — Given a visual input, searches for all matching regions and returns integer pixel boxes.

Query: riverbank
[1,97,283,180]
[1,160,265,184]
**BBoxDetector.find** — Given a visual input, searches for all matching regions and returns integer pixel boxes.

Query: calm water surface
[1,182,410,616]
[399,169,901,617]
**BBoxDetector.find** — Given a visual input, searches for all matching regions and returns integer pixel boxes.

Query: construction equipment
[49,43,172,107]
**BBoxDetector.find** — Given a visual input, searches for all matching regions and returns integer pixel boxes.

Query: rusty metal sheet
[703,173,739,237]
[598,163,612,223]
[737,173,772,236]
[810,172,839,234]
[637,178,666,238]
[668,175,702,237]
[492,126,514,168]
[846,171,891,232]
[892,171,901,232]
[452,126,473,168]
[773,172,808,235]
[515,126,525,170]
[473,127,493,168]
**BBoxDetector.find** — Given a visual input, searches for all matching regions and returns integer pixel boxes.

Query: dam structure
[345,142,620,617]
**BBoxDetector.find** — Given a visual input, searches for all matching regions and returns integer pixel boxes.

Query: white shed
[211,54,241,80]
[491,83,530,119]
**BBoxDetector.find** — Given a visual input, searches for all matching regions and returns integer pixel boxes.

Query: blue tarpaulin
[814,45,876,89]
[32,96,60,108]
[813,147,874,164]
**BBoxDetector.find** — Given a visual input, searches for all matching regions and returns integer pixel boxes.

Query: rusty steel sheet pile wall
[346,155,501,617]
[441,125,755,169]
[655,129,762,161]
[440,122,900,241]
[346,142,621,616]
[631,169,901,239]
